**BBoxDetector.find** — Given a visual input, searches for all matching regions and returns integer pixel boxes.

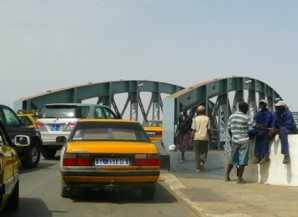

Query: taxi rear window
[70,122,149,142]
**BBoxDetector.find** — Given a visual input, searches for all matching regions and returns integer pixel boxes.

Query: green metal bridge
[13,76,282,150]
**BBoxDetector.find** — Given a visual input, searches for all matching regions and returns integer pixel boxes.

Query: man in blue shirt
[269,101,297,164]
[248,99,272,164]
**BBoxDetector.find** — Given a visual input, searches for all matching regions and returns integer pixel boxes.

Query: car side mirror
[13,135,30,147]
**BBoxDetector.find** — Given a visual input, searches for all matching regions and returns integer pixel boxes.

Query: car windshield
[19,116,33,125]
[38,105,90,118]
[144,121,162,127]
[70,122,150,142]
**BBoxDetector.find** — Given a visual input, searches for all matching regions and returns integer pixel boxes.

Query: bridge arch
[162,76,283,150]
[13,80,184,123]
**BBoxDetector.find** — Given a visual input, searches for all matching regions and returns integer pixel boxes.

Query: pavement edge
[160,173,205,217]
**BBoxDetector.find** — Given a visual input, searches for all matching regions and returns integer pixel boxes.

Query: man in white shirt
[189,105,211,173]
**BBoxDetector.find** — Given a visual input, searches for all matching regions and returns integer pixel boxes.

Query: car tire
[4,180,19,210]
[41,146,57,159]
[142,186,155,199]
[61,185,73,198]
[20,141,40,168]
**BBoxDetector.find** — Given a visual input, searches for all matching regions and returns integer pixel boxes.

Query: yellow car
[17,110,38,129]
[57,119,160,199]
[143,120,163,142]
[0,120,30,212]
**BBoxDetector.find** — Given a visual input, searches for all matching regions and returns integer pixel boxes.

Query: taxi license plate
[51,125,60,131]
[95,158,129,166]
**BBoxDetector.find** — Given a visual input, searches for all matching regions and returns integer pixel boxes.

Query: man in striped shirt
[225,102,269,184]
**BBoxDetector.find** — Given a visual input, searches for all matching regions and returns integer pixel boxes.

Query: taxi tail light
[135,154,159,166]
[77,154,90,166]
[63,154,76,166]
[35,122,44,129]
[147,154,160,166]
[66,121,76,129]
[63,154,90,166]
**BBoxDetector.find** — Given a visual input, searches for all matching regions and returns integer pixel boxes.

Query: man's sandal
[237,179,246,184]
[225,176,231,181]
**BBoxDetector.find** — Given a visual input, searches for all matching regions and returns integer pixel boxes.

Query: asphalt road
[1,153,196,217]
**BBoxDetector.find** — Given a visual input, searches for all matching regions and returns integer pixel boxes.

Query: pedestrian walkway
[160,149,298,217]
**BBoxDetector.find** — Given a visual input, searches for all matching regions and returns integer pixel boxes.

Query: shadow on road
[19,162,58,174]
[19,154,61,174]
[67,181,178,204]
[1,198,55,217]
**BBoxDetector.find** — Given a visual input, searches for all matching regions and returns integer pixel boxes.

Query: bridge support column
[162,98,176,150]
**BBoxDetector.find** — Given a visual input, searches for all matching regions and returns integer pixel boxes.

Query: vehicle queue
[0,103,161,212]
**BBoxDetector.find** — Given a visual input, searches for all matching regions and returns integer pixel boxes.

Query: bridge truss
[14,77,282,150]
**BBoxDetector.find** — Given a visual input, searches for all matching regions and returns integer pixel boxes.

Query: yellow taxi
[0,120,30,212]
[57,119,160,199]
[17,110,39,129]
[143,120,163,142]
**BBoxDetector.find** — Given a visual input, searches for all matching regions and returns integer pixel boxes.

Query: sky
[1,0,298,112]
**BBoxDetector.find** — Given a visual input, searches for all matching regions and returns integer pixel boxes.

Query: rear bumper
[61,169,160,188]
[61,181,157,190]
[38,132,70,145]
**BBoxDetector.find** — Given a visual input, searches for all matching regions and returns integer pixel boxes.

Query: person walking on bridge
[225,102,269,184]
[248,99,273,164]
[189,105,211,173]
[269,101,297,164]
[175,106,192,163]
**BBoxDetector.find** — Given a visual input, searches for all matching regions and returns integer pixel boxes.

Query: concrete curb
[160,173,204,216]
[160,174,253,217]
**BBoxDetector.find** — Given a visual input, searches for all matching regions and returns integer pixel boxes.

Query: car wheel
[4,180,19,210]
[142,186,155,199]
[20,141,40,168]
[41,146,57,159]
[61,184,73,198]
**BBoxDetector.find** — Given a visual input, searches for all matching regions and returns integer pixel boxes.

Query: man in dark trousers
[269,101,297,164]
[248,99,272,164]
[189,105,211,173]
[175,106,192,163]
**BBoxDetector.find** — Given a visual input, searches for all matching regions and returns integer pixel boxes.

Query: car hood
[65,141,159,154]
